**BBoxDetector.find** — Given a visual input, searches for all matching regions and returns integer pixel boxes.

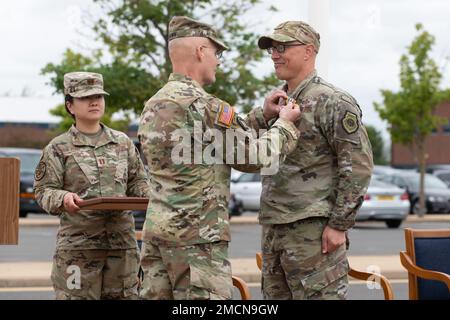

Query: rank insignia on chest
[342,111,359,134]
[217,103,234,127]
[97,156,106,167]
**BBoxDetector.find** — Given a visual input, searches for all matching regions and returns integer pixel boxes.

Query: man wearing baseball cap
[138,16,301,300]
[256,21,373,300]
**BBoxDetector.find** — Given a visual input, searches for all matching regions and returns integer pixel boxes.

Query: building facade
[391,101,450,168]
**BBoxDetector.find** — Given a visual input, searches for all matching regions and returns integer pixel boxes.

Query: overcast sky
[1,0,449,142]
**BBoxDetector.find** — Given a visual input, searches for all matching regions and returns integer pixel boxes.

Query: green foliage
[374,23,450,147]
[365,125,387,165]
[374,23,450,216]
[42,49,155,132]
[42,0,281,131]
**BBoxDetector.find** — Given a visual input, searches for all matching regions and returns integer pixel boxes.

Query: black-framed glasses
[201,46,223,59]
[267,43,305,54]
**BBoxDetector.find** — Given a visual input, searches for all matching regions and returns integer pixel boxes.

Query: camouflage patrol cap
[168,16,229,50]
[63,72,109,98]
[258,21,320,53]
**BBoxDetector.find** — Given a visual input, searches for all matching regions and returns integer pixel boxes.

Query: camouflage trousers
[139,240,233,300]
[51,248,139,300]
[261,217,349,300]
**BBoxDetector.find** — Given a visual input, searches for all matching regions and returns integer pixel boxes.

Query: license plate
[377,195,394,201]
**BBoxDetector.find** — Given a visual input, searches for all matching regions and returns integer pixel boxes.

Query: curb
[19,214,450,228]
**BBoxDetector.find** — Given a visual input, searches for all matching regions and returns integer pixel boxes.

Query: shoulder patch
[342,111,359,134]
[216,103,235,128]
[34,161,47,181]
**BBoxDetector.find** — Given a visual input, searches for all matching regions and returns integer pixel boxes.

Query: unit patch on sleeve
[342,111,359,134]
[34,161,47,181]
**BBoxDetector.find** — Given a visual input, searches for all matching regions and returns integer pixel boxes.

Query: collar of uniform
[168,73,206,94]
[284,69,318,99]
[69,123,118,147]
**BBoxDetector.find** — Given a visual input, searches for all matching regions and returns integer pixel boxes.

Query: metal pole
[308,0,330,78]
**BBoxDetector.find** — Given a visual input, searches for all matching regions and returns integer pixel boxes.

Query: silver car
[357,179,410,228]
[230,172,261,212]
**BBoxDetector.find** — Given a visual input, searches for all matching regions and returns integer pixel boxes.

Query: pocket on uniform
[122,277,138,298]
[73,153,99,186]
[300,258,349,297]
[114,159,128,185]
[51,258,88,299]
[292,218,327,242]
[187,264,231,300]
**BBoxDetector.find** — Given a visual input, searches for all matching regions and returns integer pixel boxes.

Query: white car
[357,179,410,228]
[230,172,262,212]
[230,173,410,229]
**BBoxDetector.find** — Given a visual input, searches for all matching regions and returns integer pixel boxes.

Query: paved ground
[1,213,448,299]
[0,280,408,300]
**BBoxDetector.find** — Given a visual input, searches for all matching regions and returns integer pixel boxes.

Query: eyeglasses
[201,46,223,59]
[267,43,305,54]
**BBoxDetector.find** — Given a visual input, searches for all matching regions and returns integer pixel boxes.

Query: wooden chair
[232,276,251,300]
[400,228,450,300]
[256,252,394,300]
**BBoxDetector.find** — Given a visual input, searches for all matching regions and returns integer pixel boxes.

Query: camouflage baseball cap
[63,72,109,98]
[258,21,320,53]
[168,16,229,51]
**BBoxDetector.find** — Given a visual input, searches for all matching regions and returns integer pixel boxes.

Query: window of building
[443,119,450,134]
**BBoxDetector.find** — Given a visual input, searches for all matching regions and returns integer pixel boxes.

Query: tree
[42,0,280,132]
[374,23,450,216]
[42,49,154,132]
[365,125,387,165]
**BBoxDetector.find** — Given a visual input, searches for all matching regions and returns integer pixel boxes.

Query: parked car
[378,171,450,214]
[373,165,402,176]
[431,169,450,188]
[0,148,46,217]
[230,168,243,183]
[230,172,261,212]
[372,165,415,179]
[357,179,410,228]
[419,164,450,174]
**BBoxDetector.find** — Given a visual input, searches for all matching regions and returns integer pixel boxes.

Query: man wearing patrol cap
[138,16,301,300]
[34,71,150,299]
[254,21,373,300]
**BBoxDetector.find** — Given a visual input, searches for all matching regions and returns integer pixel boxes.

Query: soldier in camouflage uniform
[34,72,150,300]
[254,21,374,299]
[138,16,301,300]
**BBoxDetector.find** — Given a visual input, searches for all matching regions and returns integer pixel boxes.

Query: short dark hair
[64,95,75,120]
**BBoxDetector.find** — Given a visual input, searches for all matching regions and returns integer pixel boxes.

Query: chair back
[404,228,450,300]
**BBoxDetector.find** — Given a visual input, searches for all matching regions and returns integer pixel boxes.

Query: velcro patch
[34,161,47,181]
[216,103,235,127]
[97,156,106,167]
[342,111,359,134]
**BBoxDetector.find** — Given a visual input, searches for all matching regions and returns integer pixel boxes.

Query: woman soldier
[34,72,149,299]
